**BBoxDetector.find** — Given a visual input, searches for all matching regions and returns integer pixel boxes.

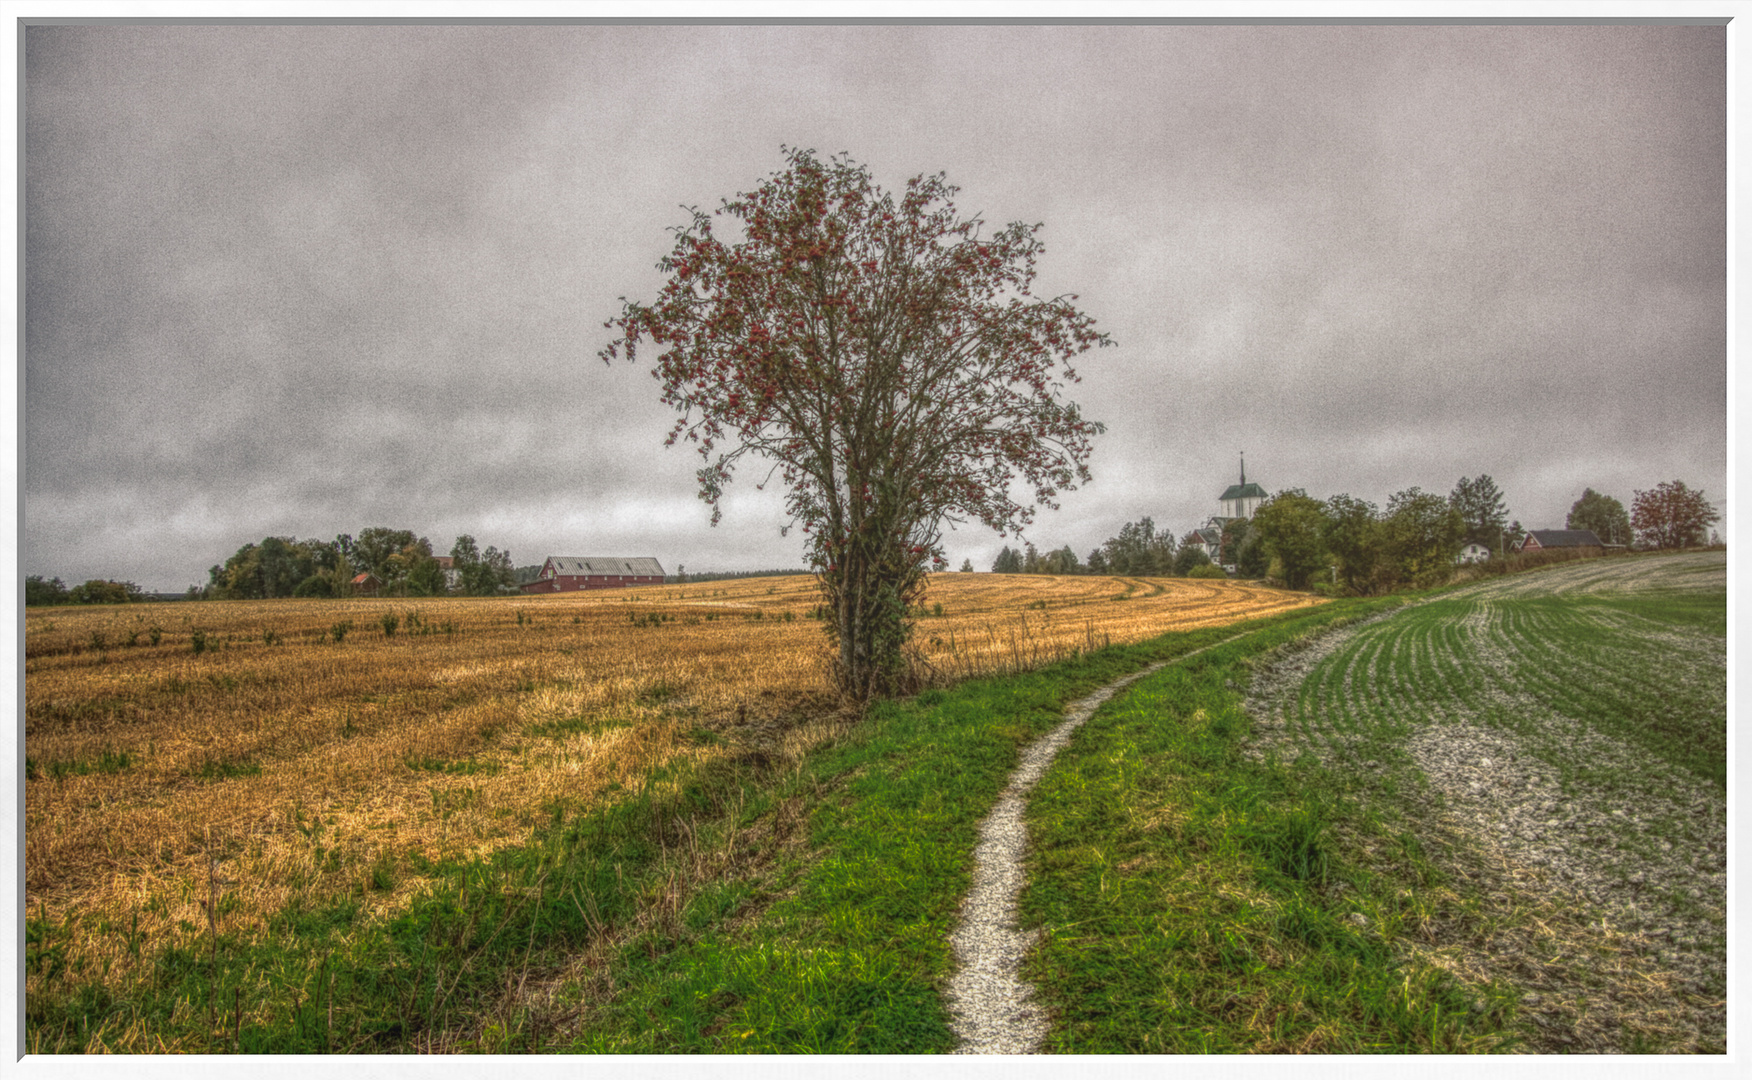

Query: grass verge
[1020,598,1524,1053]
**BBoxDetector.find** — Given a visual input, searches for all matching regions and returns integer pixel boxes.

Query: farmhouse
[1515,529,1603,554]
[1458,542,1492,564]
[520,556,666,594]
[351,571,382,596]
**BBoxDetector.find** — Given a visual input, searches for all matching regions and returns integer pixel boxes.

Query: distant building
[520,556,666,594]
[433,556,461,591]
[1187,456,1267,562]
[351,571,382,596]
[1217,456,1268,521]
[1185,525,1224,563]
[1458,542,1492,564]
[1515,529,1603,554]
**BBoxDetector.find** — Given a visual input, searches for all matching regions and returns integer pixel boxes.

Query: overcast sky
[21,20,1730,590]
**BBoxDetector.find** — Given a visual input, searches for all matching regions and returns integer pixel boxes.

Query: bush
[1188,564,1229,580]
[292,574,334,599]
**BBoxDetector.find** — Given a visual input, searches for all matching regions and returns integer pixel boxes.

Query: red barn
[520,556,666,594]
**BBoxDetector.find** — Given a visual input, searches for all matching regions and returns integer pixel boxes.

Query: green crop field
[1258,552,1726,1051]
[1024,551,1725,1054]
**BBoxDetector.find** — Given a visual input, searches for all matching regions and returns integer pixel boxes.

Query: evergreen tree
[1449,475,1509,548]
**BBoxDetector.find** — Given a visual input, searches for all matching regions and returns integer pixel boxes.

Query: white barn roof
[546,556,666,576]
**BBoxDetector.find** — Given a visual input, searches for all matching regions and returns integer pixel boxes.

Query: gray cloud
[23,23,1727,588]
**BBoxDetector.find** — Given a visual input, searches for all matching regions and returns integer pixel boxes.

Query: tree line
[199,527,517,600]
[980,476,1719,595]
[24,576,152,606]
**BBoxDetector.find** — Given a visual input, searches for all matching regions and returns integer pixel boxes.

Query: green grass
[1019,599,1519,1053]
[26,748,134,782]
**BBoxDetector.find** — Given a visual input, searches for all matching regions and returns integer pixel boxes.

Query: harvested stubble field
[24,570,1317,1038]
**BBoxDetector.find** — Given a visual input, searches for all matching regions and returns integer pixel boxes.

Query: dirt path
[944,636,1245,1054]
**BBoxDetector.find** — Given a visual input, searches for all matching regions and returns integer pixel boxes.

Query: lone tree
[1630,480,1719,549]
[603,148,1110,699]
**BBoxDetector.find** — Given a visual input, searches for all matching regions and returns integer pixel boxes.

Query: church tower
[1218,453,1267,520]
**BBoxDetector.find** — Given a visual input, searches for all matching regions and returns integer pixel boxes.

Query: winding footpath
[944,636,1245,1054]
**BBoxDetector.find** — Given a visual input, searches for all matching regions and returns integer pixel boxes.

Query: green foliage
[1567,488,1632,547]
[1321,494,1382,595]
[190,630,208,655]
[404,555,447,597]
[1233,520,1269,578]
[450,535,518,595]
[1381,487,1463,589]
[351,527,420,586]
[1099,517,1174,576]
[328,620,353,644]
[291,574,334,598]
[1250,489,1329,589]
[33,749,134,782]
[1187,563,1228,580]
[67,579,146,605]
[1171,537,1212,576]
[208,537,334,600]
[991,546,1023,574]
[1449,475,1509,547]
[602,147,1109,700]
[25,575,70,606]
[958,558,974,573]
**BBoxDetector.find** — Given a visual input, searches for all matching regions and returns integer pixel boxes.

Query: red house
[520,556,666,594]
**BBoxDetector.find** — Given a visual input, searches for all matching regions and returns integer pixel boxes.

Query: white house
[1457,542,1491,564]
